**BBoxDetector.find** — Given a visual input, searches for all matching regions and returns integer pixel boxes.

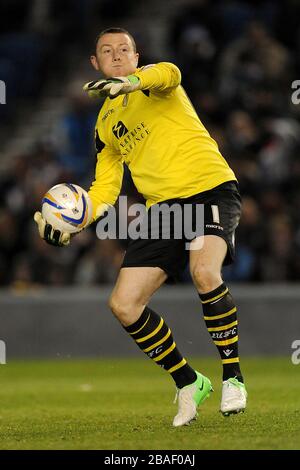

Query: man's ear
[135,53,139,67]
[90,55,99,71]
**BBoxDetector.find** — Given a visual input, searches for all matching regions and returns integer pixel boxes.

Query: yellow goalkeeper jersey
[88,62,236,219]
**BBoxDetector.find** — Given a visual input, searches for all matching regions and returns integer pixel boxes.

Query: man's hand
[34,212,71,247]
[83,75,140,98]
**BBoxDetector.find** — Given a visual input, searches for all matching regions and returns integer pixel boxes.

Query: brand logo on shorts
[112,121,128,139]
[205,224,224,231]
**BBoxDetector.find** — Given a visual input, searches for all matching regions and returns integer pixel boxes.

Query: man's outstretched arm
[134,62,181,93]
[83,62,181,98]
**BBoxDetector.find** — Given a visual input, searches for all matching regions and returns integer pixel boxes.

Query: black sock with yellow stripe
[199,283,243,382]
[125,306,196,389]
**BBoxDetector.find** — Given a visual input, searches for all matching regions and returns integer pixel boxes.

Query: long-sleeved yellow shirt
[88,62,236,220]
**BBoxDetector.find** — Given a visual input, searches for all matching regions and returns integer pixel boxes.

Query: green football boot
[173,371,213,427]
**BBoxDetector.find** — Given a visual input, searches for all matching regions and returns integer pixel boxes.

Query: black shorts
[121,181,242,281]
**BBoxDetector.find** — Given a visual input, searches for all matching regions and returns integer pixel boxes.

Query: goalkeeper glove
[83,75,140,98]
[34,211,71,247]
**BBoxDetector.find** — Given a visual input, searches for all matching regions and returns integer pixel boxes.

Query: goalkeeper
[34,27,247,427]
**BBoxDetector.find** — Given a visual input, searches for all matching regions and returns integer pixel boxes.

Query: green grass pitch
[0,357,299,450]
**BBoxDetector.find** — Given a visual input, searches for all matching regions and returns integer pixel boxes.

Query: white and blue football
[41,183,93,233]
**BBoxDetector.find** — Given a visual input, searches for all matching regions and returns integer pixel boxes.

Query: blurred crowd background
[1,0,300,288]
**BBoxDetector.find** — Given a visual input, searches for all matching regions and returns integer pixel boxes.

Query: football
[41,183,93,233]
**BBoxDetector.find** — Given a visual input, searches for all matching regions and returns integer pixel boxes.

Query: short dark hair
[95,27,137,52]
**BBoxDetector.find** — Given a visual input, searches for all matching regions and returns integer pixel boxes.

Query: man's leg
[190,235,247,415]
[109,266,212,425]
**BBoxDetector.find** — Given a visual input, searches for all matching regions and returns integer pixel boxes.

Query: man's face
[91,33,139,78]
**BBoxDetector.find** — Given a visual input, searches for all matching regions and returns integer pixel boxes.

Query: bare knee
[108,292,144,327]
[191,264,222,293]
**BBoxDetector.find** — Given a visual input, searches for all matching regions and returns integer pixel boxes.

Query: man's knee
[108,292,143,326]
[191,264,222,292]
[108,293,129,320]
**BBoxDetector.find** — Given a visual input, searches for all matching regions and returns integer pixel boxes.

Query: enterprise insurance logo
[114,121,150,157]
[96,196,205,250]
[0,340,6,364]
[0,80,6,104]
